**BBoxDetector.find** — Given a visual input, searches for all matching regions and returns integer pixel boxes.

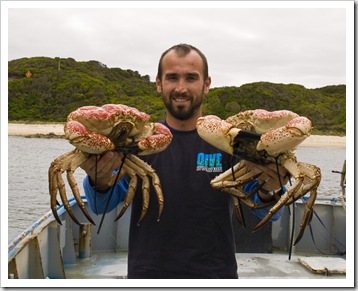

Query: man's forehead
[162,50,204,73]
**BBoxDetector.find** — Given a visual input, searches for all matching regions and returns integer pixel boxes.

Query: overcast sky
[4,1,353,89]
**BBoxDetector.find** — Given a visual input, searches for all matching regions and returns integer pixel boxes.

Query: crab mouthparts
[234,130,262,142]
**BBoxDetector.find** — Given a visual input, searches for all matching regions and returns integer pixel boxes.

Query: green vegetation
[8,57,346,135]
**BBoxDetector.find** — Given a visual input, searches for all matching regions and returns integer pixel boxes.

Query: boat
[6,161,350,287]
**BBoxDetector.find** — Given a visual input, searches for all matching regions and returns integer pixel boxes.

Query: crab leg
[67,169,96,225]
[130,155,164,219]
[114,171,138,222]
[292,162,321,245]
[252,177,304,233]
[122,156,151,224]
[252,158,304,231]
[211,161,261,189]
[49,150,81,225]
[49,149,95,225]
[56,168,81,225]
[49,166,62,224]
[125,155,164,223]
[210,161,275,209]
[232,196,246,227]
[113,159,146,223]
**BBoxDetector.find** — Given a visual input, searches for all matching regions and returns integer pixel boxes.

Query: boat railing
[332,159,346,211]
[8,196,130,279]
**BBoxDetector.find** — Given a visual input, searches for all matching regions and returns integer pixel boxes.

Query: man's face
[156,50,211,121]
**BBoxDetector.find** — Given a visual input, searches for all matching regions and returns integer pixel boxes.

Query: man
[81,44,286,278]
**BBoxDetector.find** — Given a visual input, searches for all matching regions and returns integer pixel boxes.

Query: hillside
[8,57,346,135]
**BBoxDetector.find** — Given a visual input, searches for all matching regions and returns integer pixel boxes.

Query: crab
[49,104,173,226]
[196,109,321,245]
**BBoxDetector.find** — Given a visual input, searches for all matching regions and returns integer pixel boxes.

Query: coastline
[7,123,346,148]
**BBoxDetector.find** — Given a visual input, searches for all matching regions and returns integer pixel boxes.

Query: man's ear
[156,76,162,93]
[204,76,211,94]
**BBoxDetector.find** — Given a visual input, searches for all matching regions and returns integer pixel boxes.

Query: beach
[8,123,346,148]
[8,123,66,137]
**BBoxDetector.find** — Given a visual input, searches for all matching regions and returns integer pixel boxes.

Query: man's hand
[243,160,290,202]
[80,151,124,191]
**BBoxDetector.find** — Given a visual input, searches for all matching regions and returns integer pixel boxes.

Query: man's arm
[83,175,128,214]
[81,151,128,214]
[243,161,289,221]
[243,180,285,221]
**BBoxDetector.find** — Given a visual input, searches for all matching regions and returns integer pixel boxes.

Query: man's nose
[174,79,188,93]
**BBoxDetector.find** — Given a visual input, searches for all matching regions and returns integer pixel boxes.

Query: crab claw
[257,116,312,156]
[65,120,115,154]
[136,122,173,155]
[196,115,242,155]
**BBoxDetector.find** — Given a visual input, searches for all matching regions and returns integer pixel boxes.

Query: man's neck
[165,112,201,131]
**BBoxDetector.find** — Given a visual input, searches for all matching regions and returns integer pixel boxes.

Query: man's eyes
[166,74,177,80]
[186,74,199,81]
[165,74,199,81]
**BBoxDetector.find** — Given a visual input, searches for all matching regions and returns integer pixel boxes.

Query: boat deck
[64,250,346,279]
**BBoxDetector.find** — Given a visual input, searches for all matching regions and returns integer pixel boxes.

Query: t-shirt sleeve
[243,180,285,221]
[83,175,128,215]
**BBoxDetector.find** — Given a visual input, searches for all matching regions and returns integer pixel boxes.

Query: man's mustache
[170,92,191,99]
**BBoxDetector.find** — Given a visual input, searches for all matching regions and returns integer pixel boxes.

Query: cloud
[6,3,349,89]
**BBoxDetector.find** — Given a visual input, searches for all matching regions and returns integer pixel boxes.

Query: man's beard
[162,90,204,121]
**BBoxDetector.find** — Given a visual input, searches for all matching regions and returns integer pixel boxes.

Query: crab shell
[49,104,173,227]
[196,109,312,157]
[196,110,320,245]
[64,104,172,155]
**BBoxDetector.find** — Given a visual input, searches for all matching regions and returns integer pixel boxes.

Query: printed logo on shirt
[196,152,223,173]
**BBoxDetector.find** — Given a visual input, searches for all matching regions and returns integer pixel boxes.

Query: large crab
[196,109,321,245]
[49,104,173,226]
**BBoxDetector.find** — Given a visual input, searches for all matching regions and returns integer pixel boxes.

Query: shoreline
[7,123,346,148]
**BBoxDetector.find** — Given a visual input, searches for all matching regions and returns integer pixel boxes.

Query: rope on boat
[308,209,346,256]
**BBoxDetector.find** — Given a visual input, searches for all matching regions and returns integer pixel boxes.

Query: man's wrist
[89,177,112,193]
[258,188,283,202]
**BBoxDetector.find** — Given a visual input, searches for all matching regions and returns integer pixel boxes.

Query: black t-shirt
[127,122,238,279]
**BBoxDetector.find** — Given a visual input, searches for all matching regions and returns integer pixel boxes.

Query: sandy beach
[8,123,346,148]
[8,123,66,136]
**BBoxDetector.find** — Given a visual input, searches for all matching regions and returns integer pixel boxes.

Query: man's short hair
[157,43,209,81]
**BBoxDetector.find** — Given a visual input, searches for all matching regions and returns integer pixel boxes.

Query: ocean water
[7,136,346,243]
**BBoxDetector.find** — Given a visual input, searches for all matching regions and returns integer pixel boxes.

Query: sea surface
[7,136,346,243]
